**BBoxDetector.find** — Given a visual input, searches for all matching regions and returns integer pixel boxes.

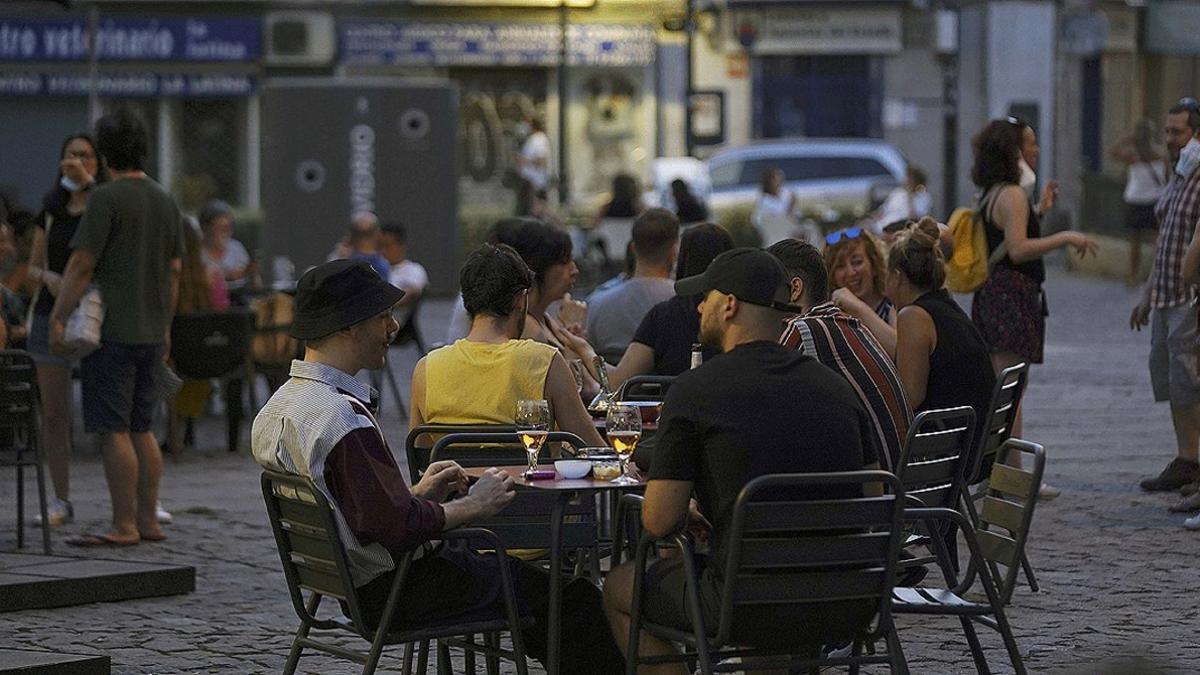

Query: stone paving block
[0,648,109,675]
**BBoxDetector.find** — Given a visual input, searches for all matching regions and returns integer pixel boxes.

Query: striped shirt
[1151,168,1200,308]
[780,303,913,470]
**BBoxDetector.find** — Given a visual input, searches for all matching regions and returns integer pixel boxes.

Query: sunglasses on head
[825,227,863,246]
[1177,97,1200,112]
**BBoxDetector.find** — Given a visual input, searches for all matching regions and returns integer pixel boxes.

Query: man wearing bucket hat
[603,248,883,662]
[251,259,622,673]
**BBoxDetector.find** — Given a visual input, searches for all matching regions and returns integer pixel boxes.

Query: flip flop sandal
[66,533,140,548]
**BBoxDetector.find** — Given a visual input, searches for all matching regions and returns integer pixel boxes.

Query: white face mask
[1175,137,1200,178]
[1018,157,1037,198]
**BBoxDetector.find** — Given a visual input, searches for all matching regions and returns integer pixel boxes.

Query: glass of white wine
[516,399,550,475]
[606,404,642,485]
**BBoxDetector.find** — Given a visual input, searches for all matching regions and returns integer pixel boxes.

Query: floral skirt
[972,265,1046,364]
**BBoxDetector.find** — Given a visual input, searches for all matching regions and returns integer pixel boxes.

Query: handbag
[60,286,104,359]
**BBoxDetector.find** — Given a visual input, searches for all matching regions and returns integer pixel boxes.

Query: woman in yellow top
[411,242,604,447]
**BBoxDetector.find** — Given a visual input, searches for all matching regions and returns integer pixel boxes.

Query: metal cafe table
[464,465,645,675]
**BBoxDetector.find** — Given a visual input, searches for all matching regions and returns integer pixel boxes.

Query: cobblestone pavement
[2,262,1198,674]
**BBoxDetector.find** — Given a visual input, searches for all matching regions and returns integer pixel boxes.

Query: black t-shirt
[649,341,880,562]
[34,187,82,316]
[631,294,718,376]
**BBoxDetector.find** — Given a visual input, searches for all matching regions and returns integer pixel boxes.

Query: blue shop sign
[340,21,655,67]
[0,16,260,62]
[0,71,256,97]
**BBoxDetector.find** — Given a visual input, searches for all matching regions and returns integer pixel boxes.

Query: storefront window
[179,98,242,211]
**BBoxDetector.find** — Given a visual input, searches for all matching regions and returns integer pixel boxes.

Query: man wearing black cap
[602,248,882,667]
[252,260,623,673]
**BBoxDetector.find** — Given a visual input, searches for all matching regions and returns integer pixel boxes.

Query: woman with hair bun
[887,218,996,451]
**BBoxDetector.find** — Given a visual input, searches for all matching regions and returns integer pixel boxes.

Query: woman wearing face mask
[971,117,1099,499]
[26,133,109,527]
[1015,116,1058,219]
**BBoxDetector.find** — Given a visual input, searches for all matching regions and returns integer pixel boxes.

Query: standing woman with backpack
[970,117,1098,498]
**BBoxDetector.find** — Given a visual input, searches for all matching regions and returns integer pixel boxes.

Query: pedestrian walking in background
[1111,119,1167,286]
[48,108,184,547]
[1131,98,1200,527]
[970,116,1098,500]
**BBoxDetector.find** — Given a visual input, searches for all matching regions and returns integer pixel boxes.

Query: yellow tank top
[424,339,557,425]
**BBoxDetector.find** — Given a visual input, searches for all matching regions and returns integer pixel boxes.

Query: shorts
[640,554,876,649]
[1150,304,1200,406]
[1125,203,1159,231]
[25,313,71,368]
[972,265,1046,364]
[81,341,164,433]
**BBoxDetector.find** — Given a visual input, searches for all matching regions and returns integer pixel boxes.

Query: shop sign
[339,21,655,67]
[735,7,901,55]
[0,71,256,97]
[0,16,261,63]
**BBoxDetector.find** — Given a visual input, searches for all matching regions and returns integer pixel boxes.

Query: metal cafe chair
[892,439,1045,675]
[625,471,910,675]
[894,406,977,572]
[962,362,1038,592]
[615,374,675,402]
[404,424,518,484]
[0,351,50,553]
[261,470,531,675]
[170,310,255,453]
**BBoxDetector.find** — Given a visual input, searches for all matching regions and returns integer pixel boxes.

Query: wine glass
[606,404,642,485]
[515,399,550,475]
[568,359,585,394]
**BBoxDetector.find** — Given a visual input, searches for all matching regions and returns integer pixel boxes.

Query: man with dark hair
[378,221,428,324]
[603,248,882,664]
[410,244,604,444]
[49,107,183,547]
[1132,97,1200,523]
[586,207,680,362]
[769,238,912,470]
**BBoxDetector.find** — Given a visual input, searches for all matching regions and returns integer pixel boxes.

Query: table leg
[546,493,566,675]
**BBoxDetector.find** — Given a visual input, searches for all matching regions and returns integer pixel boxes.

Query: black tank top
[34,189,82,316]
[981,184,1046,284]
[912,289,997,447]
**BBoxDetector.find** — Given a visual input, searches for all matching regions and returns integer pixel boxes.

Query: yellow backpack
[944,188,1007,293]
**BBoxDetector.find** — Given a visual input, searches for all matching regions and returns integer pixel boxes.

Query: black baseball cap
[674,247,802,313]
[289,260,405,340]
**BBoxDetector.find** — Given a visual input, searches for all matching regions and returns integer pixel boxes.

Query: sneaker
[1181,480,1200,497]
[156,501,173,524]
[1169,491,1200,513]
[1185,513,1200,530]
[1139,458,1200,492]
[32,498,73,527]
[1037,483,1062,501]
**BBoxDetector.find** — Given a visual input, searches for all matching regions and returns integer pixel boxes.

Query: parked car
[706,138,908,215]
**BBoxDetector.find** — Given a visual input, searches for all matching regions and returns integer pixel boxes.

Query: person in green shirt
[49,108,183,548]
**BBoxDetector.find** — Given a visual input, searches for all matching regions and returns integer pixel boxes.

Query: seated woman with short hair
[410,243,604,447]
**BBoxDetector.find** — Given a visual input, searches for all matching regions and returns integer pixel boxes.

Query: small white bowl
[554,459,592,479]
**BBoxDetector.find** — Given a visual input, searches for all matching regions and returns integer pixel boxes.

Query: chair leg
[849,640,862,675]
[362,630,391,675]
[402,642,415,675]
[383,360,407,420]
[959,616,991,675]
[34,455,51,553]
[16,463,24,549]
[484,632,500,675]
[1019,550,1040,593]
[991,606,1028,675]
[417,640,430,674]
[885,627,910,675]
[464,633,476,674]
[437,640,452,675]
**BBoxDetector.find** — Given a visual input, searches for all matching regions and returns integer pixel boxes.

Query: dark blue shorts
[81,341,164,434]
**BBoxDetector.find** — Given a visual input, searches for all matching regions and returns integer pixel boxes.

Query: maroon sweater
[323,427,445,553]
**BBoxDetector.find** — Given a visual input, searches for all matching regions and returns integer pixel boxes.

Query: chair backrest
[430,431,589,468]
[171,310,255,379]
[975,438,1044,604]
[715,471,905,649]
[968,362,1029,484]
[250,292,302,368]
[260,470,370,630]
[0,350,38,431]
[405,424,517,483]
[432,431,596,550]
[616,375,675,402]
[895,406,976,510]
